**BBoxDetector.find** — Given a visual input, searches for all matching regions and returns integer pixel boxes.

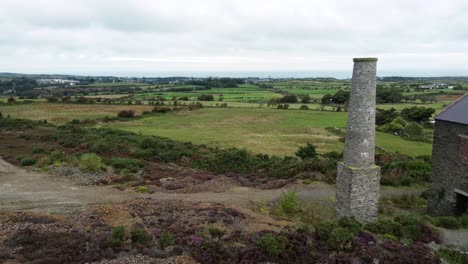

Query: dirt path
[0,157,421,215]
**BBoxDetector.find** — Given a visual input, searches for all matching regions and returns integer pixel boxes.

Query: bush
[111,226,125,247]
[401,122,424,140]
[378,122,403,133]
[32,147,45,154]
[117,110,135,118]
[137,185,148,193]
[437,248,468,264]
[79,153,103,172]
[338,217,362,235]
[152,107,171,113]
[197,94,214,101]
[314,221,335,240]
[435,216,462,229]
[158,231,175,249]
[461,214,468,228]
[131,228,151,245]
[46,96,59,102]
[20,156,37,166]
[108,157,143,172]
[275,190,299,217]
[279,94,298,103]
[401,107,435,122]
[257,233,285,258]
[295,143,318,160]
[327,227,355,251]
[364,219,402,237]
[299,105,309,110]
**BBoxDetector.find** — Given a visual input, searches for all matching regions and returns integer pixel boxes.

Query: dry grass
[0,103,153,124]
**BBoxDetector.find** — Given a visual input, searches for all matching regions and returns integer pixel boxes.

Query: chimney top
[353,57,378,62]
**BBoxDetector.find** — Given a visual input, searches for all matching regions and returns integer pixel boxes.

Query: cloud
[0,0,467,75]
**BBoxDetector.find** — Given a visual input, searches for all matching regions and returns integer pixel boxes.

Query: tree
[301,94,311,104]
[401,107,435,123]
[321,94,333,105]
[279,94,298,103]
[376,108,398,125]
[377,87,403,103]
[332,90,350,104]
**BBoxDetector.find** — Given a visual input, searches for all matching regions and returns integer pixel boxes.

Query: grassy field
[99,107,432,157]
[0,103,153,123]
[134,84,282,102]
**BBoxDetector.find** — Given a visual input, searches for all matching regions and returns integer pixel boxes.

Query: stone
[335,57,381,223]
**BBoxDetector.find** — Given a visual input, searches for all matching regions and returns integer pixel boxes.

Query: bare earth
[1,157,467,250]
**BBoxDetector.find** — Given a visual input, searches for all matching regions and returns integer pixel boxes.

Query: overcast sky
[1,0,467,76]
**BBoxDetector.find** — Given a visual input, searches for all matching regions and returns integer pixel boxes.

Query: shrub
[20,156,37,166]
[158,231,175,249]
[79,153,103,172]
[461,214,468,228]
[7,97,16,103]
[108,157,143,172]
[152,106,171,113]
[46,96,59,102]
[32,147,45,154]
[364,219,402,237]
[302,179,312,184]
[131,228,151,245]
[279,94,298,103]
[338,217,362,235]
[117,110,135,118]
[435,216,462,229]
[299,105,309,110]
[418,223,443,244]
[327,227,355,251]
[295,143,318,160]
[401,122,424,140]
[378,122,403,133]
[275,190,299,217]
[314,221,335,240]
[437,248,467,264]
[197,94,214,101]
[257,233,285,258]
[208,227,225,239]
[111,226,125,247]
[137,185,148,193]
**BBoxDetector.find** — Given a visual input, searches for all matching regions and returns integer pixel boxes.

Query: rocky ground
[1,157,467,263]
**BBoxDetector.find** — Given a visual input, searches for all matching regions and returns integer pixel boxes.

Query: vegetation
[79,153,103,172]
[158,231,175,249]
[274,190,299,217]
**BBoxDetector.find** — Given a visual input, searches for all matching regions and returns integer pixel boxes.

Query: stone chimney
[335,57,381,223]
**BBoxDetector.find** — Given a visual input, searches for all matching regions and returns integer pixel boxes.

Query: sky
[1,0,468,77]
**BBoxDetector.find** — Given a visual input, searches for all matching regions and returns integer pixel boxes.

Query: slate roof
[435,93,468,125]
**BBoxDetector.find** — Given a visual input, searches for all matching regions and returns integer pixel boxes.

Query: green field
[99,107,432,157]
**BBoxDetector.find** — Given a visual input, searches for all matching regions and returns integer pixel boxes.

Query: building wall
[428,120,468,215]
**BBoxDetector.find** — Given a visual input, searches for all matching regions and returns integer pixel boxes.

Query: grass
[0,103,153,124]
[100,107,432,157]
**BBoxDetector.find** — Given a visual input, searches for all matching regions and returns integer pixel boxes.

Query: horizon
[2,69,468,79]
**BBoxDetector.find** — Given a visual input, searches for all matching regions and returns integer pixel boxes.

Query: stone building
[428,93,468,215]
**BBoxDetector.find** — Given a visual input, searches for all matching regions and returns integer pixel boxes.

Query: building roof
[435,93,468,125]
